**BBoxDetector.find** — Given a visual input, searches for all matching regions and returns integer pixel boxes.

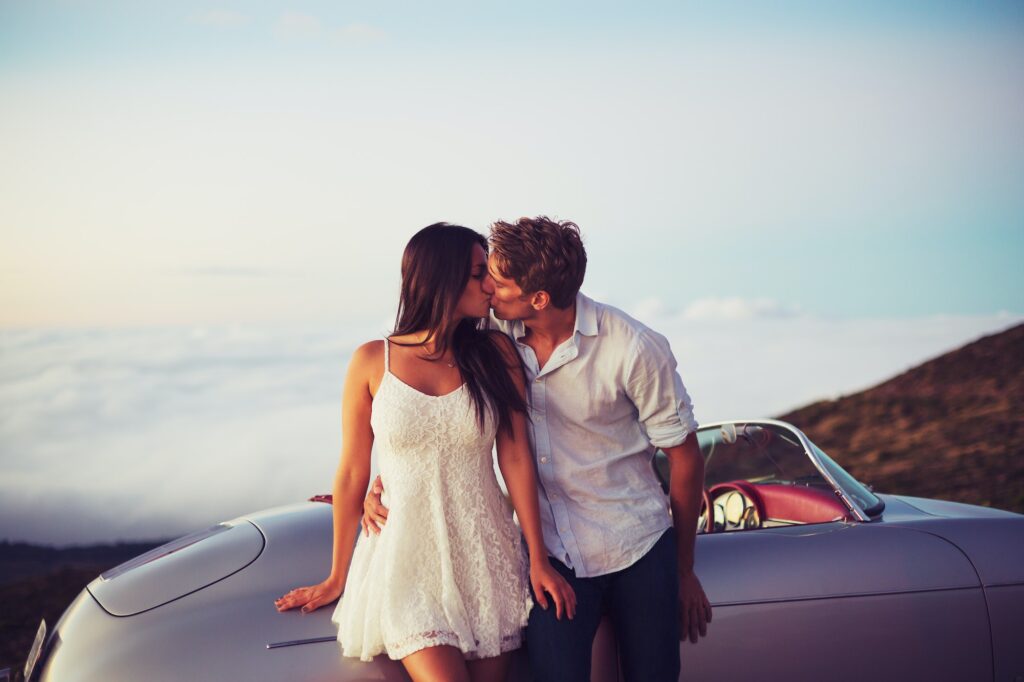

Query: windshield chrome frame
[697,418,871,523]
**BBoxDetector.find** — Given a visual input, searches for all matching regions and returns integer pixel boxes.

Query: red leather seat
[755,483,850,523]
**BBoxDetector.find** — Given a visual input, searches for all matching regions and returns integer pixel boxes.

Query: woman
[275,223,575,682]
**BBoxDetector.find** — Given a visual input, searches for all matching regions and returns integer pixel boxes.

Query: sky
[1,1,1022,544]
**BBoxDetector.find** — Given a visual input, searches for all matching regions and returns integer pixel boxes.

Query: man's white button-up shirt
[491,292,699,577]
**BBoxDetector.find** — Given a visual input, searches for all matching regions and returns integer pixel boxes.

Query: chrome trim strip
[266,636,337,650]
[763,517,831,526]
[698,419,871,523]
[792,425,871,523]
[708,583,982,608]
[23,619,47,682]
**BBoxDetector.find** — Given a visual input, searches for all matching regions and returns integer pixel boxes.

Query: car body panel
[30,420,1024,682]
[38,500,573,682]
[986,584,1024,681]
[885,515,1024,586]
[693,520,980,606]
[45,563,342,681]
[894,495,1021,520]
[678,588,992,681]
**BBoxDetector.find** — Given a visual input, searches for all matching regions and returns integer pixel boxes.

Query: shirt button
[536,415,544,422]
[540,456,548,463]
[535,377,542,383]
[551,494,558,500]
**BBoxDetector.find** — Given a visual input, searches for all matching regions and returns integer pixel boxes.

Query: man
[365,216,711,681]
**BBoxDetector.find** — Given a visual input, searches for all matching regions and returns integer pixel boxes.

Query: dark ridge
[0,539,172,586]
[778,322,1024,514]
[0,540,168,677]
[1,567,103,680]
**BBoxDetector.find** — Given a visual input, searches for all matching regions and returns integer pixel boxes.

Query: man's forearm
[663,436,705,573]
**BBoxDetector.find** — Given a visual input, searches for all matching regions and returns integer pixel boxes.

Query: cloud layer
[0,325,358,544]
[1,310,1019,545]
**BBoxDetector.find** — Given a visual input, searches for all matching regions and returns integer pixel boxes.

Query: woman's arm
[275,340,379,613]
[490,332,576,620]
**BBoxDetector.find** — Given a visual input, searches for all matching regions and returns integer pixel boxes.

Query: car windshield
[698,423,823,487]
[810,443,883,514]
[654,421,881,533]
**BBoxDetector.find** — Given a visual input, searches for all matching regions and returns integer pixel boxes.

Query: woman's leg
[402,645,471,682]
[467,651,512,682]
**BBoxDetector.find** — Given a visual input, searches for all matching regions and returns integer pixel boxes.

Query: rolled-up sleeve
[625,328,699,448]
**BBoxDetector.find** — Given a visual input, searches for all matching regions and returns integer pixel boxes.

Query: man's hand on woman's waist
[362,475,389,536]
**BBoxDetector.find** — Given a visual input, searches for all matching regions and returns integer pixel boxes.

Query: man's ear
[530,290,551,311]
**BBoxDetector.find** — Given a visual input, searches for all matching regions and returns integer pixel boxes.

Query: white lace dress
[332,341,533,661]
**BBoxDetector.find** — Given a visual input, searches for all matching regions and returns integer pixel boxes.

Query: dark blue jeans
[526,529,681,682]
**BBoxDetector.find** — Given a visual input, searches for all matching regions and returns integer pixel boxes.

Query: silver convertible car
[14,420,1024,682]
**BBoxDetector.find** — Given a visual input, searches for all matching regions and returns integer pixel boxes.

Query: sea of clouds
[1,302,1019,545]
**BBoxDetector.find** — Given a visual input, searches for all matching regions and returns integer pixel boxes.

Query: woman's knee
[402,644,471,682]
[467,651,512,682]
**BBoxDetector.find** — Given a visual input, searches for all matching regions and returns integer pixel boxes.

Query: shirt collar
[574,291,599,337]
[510,290,598,340]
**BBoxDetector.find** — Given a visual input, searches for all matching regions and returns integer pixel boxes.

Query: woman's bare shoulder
[353,338,385,356]
[344,340,386,395]
[348,340,385,373]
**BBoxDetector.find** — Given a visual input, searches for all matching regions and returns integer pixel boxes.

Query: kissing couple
[276,216,712,682]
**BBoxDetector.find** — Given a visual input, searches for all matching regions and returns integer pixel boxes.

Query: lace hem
[343,628,524,662]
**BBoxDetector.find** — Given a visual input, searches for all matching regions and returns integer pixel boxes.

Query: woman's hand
[530,560,576,621]
[274,579,343,614]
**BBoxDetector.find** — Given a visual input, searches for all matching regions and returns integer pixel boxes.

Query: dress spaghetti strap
[383,337,390,373]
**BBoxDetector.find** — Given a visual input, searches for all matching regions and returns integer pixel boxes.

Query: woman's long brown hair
[391,223,527,436]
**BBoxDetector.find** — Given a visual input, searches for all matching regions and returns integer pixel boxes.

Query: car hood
[884,496,1024,587]
[87,519,265,616]
[893,494,1023,519]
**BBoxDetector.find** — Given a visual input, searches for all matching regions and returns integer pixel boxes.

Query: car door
[654,421,992,682]
[683,521,990,681]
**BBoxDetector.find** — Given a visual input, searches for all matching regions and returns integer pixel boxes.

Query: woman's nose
[482,274,495,294]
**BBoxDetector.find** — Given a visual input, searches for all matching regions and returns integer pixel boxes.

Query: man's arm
[662,437,713,643]
[622,327,710,642]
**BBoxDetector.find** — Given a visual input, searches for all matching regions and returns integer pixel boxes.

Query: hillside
[0,541,166,678]
[0,540,168,586]
[779,322,1024,513]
